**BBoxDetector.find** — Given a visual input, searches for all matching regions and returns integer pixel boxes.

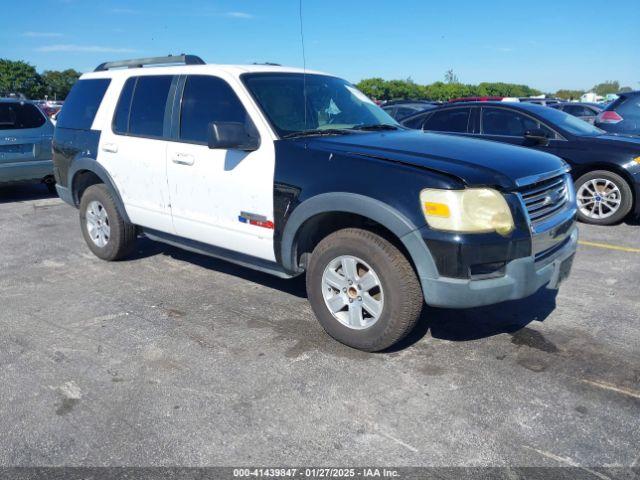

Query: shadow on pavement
[388,287,558,351]
[132,235,558,350]
[0,183,57,204]
[132,237,308,299]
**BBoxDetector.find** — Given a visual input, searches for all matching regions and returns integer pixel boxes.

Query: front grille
[519,174,569,225]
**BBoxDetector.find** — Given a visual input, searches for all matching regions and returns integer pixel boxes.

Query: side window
[0,103,45,130]
[112,77,136,134]
[423,108,471,133]
[57,79,110,130]
[402,113,429,130]
[615,97,640,120]
[481,108,538,136]
[179,75,251,144]
[128,75,173,138]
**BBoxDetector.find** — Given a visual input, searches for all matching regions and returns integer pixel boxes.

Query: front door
[166,74,276,261]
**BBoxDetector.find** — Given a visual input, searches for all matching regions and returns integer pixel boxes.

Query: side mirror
[207,121,260,151]
[524,128,550,146]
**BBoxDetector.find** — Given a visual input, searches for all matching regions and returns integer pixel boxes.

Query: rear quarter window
[57,78,111,130]
[0,102,46,130]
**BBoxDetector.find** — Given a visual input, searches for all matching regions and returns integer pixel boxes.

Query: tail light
[596,111,623,124]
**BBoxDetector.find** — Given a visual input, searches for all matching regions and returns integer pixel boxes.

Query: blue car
[0,98,55,190]
[595,91,640,136]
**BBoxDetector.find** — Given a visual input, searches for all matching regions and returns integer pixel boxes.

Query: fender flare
[68,159,131,223]
[280,192,439,281]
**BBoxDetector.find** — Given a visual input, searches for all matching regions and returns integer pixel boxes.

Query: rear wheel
[306,228,423,352]
[575,170,633,225]
[79,184,136,260]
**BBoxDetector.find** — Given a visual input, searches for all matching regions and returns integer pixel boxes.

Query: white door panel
[98,134,173,232]
[166,141,276,260]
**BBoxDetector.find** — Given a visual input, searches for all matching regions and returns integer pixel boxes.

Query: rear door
[0,102,53,182]
[166,74,276,261]
[98,75,176,233]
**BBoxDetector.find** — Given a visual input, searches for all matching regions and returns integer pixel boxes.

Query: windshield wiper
[351,124,400,131]
[282,129,353,139]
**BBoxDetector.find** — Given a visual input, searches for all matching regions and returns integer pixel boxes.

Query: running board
[141,228,297,279]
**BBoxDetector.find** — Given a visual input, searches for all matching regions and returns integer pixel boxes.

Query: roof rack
[252,62,282,66]
[94,54,205,72]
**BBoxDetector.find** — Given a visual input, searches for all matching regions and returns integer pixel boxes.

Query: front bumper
[418,226,578,309]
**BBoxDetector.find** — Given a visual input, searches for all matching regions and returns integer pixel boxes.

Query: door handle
[102,143,118,153]
[172,153,195,166]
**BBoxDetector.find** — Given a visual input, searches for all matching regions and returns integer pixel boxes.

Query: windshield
[539,106,605,136]
[242,73,398,137]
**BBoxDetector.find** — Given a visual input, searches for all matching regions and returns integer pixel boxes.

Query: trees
[355,77,541,102]
[0,59,43,98]
[41,69,81,100]
[592,81,620,96]
[0,58,80,100]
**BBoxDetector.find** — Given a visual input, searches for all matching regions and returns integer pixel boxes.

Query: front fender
[280,192,439,282]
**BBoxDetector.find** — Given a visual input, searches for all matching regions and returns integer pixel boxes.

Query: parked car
[551,102,602,124]
[53,55,577,351]
[449,96,504,103]
[595,91,640,136]
[0,98,55,190]
[519,98,561,107]
[401,102,640,225]
[381,100,439,120]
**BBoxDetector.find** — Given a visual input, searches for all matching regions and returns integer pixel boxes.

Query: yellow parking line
[578,240,640,253]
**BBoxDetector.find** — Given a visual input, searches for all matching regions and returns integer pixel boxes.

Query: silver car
[0,98,55,190]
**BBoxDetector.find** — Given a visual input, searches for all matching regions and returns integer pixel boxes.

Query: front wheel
[575,170,633,225]
[306,228,423,352]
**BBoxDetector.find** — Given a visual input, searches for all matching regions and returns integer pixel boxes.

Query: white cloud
[35,44,137,53]
[23,31,63,37]
[225,11,254,19]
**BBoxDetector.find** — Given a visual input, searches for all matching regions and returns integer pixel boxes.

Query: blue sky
[2,0,639,92]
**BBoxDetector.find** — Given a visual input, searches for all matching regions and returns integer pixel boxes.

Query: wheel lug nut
[348,280,353,285]
[349,298,353,303]
[342,287,347,292]
[357,296,362,301]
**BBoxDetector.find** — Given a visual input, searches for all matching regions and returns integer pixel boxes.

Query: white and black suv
[53,55,578,351]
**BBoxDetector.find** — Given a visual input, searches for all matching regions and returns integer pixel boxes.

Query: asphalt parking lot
[0,184,639,469]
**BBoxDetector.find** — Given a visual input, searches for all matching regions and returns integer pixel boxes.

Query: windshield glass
[242,73,398,137]
[539,106,605,136]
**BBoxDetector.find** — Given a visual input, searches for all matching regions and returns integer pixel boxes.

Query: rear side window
[128,75,173,138]
[0,102,46,130]
[402,113,429,129]
[614,96,640,119]
[179,75,250,144]
[57,79,110,130]
[112,77,136,134]
[424,108,471,133]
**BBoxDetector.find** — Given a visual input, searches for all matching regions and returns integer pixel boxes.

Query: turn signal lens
[423,202,450,217]
[633,156,640,165]
[420,188,515,236]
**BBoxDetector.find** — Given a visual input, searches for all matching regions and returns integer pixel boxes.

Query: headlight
[420,188,515,236]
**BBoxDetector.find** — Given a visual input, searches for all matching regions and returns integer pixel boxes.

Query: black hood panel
[301,130,567,189]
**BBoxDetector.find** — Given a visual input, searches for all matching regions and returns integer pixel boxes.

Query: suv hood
[301,130,566,190]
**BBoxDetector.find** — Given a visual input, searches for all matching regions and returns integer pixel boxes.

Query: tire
[45,180,57,194]
[306,228,423,352]
[575,170,633,225]
[79,184,136,261]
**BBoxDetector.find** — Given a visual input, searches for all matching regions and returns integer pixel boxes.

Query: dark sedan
[381,100,439,120]
[401,102,640,225]
[551,102,603,124]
